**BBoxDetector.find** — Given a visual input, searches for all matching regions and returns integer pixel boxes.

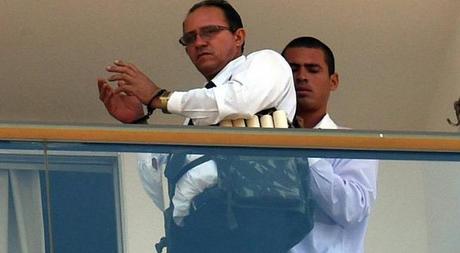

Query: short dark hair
[282,36,335,75]
[189,0,243,32]
[188,0,245,52]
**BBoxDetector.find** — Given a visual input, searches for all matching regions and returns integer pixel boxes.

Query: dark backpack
[155,149,314,253]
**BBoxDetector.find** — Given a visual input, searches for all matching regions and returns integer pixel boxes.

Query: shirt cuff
[167,91,185,115]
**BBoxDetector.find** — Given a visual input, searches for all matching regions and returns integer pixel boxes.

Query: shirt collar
[313,114,338,129]
[210,55,245,86]
[295,113,338,129]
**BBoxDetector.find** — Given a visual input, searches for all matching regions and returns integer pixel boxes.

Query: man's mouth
[197,52,212,60]
[296,88,313,97]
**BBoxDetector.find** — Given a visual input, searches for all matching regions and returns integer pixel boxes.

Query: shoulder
[247,49,284,61]
[245,49,290,70]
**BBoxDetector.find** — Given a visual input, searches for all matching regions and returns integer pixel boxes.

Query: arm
[168,50,296,125]
[100,51,295,125]
[137,153,170,210]
[137,152,219,218]
[308,158,378,227]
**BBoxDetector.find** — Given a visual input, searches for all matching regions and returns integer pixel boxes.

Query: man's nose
[296,67,309,81]
[192,33,208,47]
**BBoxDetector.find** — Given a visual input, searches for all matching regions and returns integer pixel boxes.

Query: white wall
[423,162,460,253]
[417,13,460,252]
[425,13,460,132]
[366,160,460,253]
[0,0,459,131]
[366,161,429,253]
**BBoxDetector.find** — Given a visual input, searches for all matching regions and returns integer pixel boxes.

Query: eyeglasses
[179,25,232,46]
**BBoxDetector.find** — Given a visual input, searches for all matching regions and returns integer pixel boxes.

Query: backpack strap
[157,154,216,253]
[165,154,214,184]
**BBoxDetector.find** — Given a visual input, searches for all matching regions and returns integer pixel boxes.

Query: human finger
[101,89,114,105]
[107,73,133,83]
[113,84,135,97]
[97,78,106,93]
[106,65,136,77]
[117,80,127,87]
[97,78,112,100]
[114,59,142,73]
[126,62,140,72]
[113,59,127,67]
[98,83,114,105]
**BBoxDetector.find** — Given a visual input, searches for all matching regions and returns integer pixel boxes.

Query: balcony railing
[1,122,459,253]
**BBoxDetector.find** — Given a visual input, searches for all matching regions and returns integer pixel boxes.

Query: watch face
[160,91,172,114]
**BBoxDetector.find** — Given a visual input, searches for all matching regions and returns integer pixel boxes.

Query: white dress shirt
[289,114,379,253]
[168,49,296,125]
[138,49,297,219]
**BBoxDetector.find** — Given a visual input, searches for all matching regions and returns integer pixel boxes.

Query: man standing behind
[282,37,378,253]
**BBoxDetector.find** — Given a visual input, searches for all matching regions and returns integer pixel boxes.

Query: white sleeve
[172,158,218,226]
[137,153,169,211]
[137,151,219,224]
[308,158,378,227]
[167,50,295,125]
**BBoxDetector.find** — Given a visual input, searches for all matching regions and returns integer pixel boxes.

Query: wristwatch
[159,91,173,114]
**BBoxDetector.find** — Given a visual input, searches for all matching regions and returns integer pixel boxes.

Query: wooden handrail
[0,123,459,153]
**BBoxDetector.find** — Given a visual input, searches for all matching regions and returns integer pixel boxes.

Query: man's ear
[234,28,246,48]
[330,73,339,91]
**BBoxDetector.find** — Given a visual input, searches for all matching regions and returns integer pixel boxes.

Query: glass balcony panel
[1,124,459,253]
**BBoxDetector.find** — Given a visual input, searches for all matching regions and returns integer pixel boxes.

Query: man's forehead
[183,6,228,31]
[285,47,327,65]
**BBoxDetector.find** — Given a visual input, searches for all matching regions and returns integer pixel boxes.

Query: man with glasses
[97,0,296,126]
[98,1,297,252]
[282,36,378,253]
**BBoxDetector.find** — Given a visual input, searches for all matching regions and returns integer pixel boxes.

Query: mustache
[295,83,312,92]
[196,48,213,55]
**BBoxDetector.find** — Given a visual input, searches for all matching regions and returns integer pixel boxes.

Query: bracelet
[146,89,166,115]
[130,88,166,124]
[159,91,173,114]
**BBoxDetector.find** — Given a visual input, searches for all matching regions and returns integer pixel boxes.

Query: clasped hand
[97,60,160,123]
